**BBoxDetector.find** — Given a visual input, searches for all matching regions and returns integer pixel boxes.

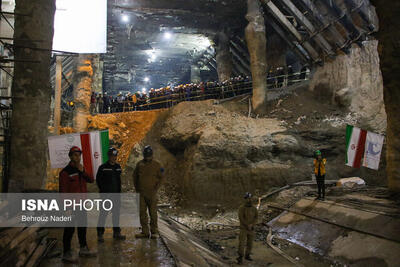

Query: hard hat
[244,192,252,199]
[315,150,322,156]
[108,147,118,156]
[143,145,153,158]
[69,146,82,156]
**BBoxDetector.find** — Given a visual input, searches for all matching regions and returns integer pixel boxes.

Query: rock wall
[309,40,386,133]
[124,99,346,206]
[371,0,400,191]
[122,89,387,206]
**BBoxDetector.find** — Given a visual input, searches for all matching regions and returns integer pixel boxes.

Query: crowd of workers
[90,75,252,114]
[89,67,310,114]
[59,144,326,264]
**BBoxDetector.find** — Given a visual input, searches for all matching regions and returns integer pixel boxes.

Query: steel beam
[230,50,251,75]
[345,0,377,32]
[262,0,320,62]
[229,43,251,70]
[230,40,250,62]
[280,0,335,56]
[320,0,362,42]
[267,18,310,63]
[299,0,348,50]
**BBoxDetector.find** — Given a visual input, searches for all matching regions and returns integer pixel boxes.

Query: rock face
[309,40,387,133]
[122,91,386,206]
[371,0,400,191]
[123,100,329,205]
[216,32,233,82]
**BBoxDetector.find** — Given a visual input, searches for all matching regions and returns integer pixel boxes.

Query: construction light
[164,32,172,40]
[144,77,150,82]
[122,14,129,23]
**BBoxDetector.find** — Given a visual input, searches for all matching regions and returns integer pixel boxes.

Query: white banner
[53,0,107,53]
[362,131,384,170]
[48,133,82,169]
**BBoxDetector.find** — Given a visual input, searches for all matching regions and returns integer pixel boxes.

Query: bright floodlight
[144,77,150,82]
[122,14,129,22]
[164,32,172,40]
[151,54,156,60]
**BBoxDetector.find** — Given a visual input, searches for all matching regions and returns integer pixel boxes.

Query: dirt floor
[40,227,175,267]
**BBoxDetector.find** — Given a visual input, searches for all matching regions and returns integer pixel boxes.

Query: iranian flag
[48,130,109,178]
[80,130,110,179]
[345,125,367,168]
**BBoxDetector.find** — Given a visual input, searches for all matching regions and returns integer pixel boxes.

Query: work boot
[135,233,150,239]
[236,256,243,265]
[151,233,159,239]
[79,246,97,257]
[62,250,78,263]
[245,254,253,261]
[97,234,104,243]
[113,232,126,240]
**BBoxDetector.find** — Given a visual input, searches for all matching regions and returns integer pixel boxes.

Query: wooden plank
[25,237,47,267]
[9,225,40,250]
[159,214,229,267]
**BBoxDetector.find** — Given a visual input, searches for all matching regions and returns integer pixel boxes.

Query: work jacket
[96,161,122,193]
[314,158,327,176]
[133,159,164,198]
[59,163,94,193]
[238,203,258,230]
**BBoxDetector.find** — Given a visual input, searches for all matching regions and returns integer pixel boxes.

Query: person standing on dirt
[96,147,126,242]
[314,150,327,200]
[237,192,258,264]
[133,145,165,239]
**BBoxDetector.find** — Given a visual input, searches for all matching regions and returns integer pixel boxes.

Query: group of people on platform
[88,67,310,114]
[89,75,252,114]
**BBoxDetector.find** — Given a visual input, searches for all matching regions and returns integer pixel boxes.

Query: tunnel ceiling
[102,0,247,95]
[100,0,378,95]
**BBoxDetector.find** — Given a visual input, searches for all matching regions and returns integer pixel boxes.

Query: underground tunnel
[0,0,399,266]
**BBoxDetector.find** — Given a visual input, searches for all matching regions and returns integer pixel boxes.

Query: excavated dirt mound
[123,87,386,207]
[87,110,165,167]
[46,86,386,203]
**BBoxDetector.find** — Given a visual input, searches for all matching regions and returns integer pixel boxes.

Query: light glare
[164,32,172,40]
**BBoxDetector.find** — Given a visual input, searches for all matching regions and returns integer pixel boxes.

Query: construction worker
[133,145,164,239]
[90,92,97,115]
[96,147,126,242]
[237,192,258,265]
[59,146,97,263]
[314,150,327,200]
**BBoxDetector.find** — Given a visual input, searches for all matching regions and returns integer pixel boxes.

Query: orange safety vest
[314,158,327,175]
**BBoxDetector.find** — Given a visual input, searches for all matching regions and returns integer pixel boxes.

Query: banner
[363,131,384,170]
[53,0,107,53]
[48,130,109,178]
[0,193,140,228]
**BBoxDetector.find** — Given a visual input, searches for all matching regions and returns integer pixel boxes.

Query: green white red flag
[346,125,384,170]
[48,130,109,178]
